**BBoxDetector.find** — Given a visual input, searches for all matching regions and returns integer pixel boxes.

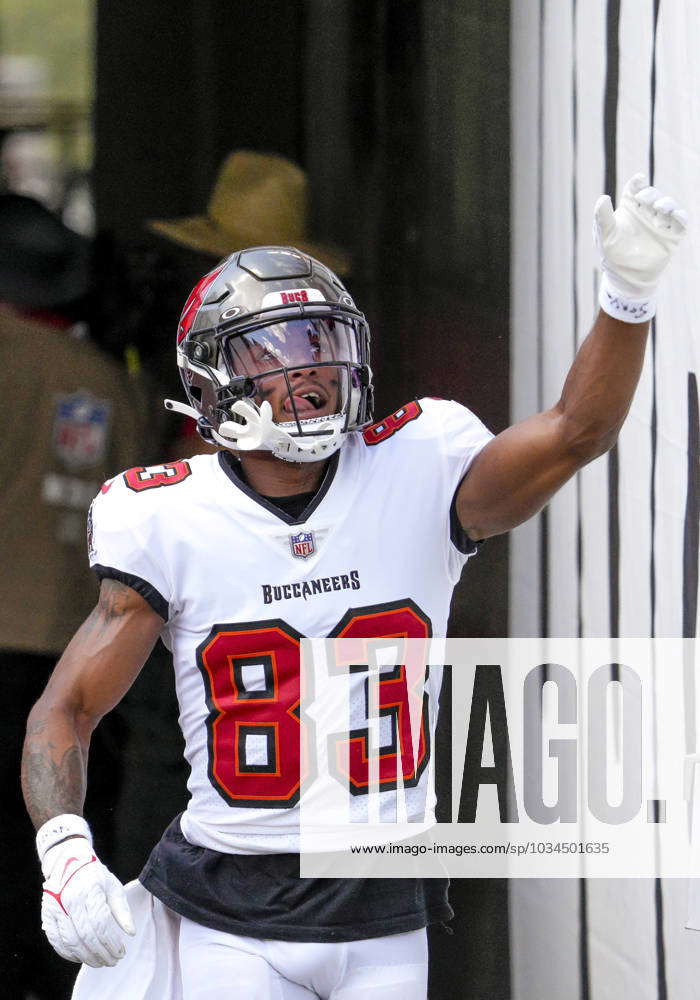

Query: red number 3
[330,603,431,795]
[195,601,431,808]
[124,461,192,492]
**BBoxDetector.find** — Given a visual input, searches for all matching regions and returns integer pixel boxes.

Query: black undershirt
[141,816,452,943]
[261,489,317,521]
[232,456,319,521]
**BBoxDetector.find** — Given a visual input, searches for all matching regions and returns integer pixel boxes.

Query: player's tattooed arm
[22,716,86,828]
[22,579,164,830]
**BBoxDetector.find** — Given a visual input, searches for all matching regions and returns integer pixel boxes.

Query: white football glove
[594,173,688,323]
[38,815,135,968]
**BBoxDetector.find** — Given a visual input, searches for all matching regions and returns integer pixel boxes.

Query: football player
[22,175,687,999]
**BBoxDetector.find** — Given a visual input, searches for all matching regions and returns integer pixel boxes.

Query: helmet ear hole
[196,419,215,443]
[193,342,211,362]
[189,385,202,403]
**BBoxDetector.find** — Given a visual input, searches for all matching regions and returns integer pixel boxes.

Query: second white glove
[594,173,688,323]
[41,834,135,968]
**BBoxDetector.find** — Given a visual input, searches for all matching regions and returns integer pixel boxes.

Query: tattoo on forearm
[20,581,144,831]
[22,740,86,829]
[25,715,48,739]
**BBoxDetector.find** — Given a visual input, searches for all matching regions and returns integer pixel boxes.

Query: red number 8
[362,400,422,445]
[197,621,307,808]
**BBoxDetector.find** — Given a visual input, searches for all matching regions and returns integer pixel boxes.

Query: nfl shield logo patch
[290,530,315,560]
[53,392,111,470]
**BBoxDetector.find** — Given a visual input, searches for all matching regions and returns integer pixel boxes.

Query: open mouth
[282,388,328,417]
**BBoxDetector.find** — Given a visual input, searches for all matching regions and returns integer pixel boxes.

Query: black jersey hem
[449,478,481,555]
[139,865,452,943]
[92,565,168,621]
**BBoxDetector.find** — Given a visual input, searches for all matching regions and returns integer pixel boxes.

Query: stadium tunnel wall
[510,1,700,998]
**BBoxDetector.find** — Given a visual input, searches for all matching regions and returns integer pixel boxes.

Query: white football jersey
[88,397,492,853]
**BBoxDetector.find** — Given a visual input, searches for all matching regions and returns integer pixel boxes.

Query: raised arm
[22,578,163,967]
[457,310,647,539]
[457,174,688,541]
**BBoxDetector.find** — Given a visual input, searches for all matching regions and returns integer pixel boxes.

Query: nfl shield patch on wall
[53,392,111,470]
[290,530,315,559]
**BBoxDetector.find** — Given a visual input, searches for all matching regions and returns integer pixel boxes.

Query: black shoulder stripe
[93,565,169,621]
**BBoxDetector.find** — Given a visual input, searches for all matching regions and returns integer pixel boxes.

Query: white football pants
[178,916,429,1000]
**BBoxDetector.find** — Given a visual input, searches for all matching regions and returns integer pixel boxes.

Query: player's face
[225,319,359,424]
[256,364,342,422]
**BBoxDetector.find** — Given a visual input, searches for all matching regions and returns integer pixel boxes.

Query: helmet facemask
[212,316,369,461]
[166,247,373,462]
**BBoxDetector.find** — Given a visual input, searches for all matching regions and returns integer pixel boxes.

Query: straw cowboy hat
[147,150,350,274]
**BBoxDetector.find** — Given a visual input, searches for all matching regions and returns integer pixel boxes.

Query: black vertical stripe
[603,0,620,197]
[597,6,620,1000]
[579,877,590,1000]
[649,339,658,631]
[576,488,583,634]
[608,460,620,637]
[683,373,699,759]
[654,869,667,1000]
[649,0,660,639]
[572,5,590,997]
[540,509,549,640]
[683,373,700,638]
[538,0,548,642]
[572,0,583,642]
[435,665,452,823]
[683,372,700,753]
[604,0,621,640]
[648,6,667,1000]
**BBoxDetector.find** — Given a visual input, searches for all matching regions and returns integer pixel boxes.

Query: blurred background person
[0,193,156,998]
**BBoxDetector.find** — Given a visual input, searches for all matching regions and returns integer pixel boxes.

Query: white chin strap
[164,398,345,463]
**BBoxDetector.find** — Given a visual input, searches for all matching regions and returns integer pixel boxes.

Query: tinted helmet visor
[224,317,360,374]
[222,318,365,433]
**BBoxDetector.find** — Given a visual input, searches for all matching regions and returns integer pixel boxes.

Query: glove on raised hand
[37,814,135,968]
[594,173,688,323]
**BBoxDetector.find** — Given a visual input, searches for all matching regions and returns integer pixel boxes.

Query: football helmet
[165,246,373,462]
